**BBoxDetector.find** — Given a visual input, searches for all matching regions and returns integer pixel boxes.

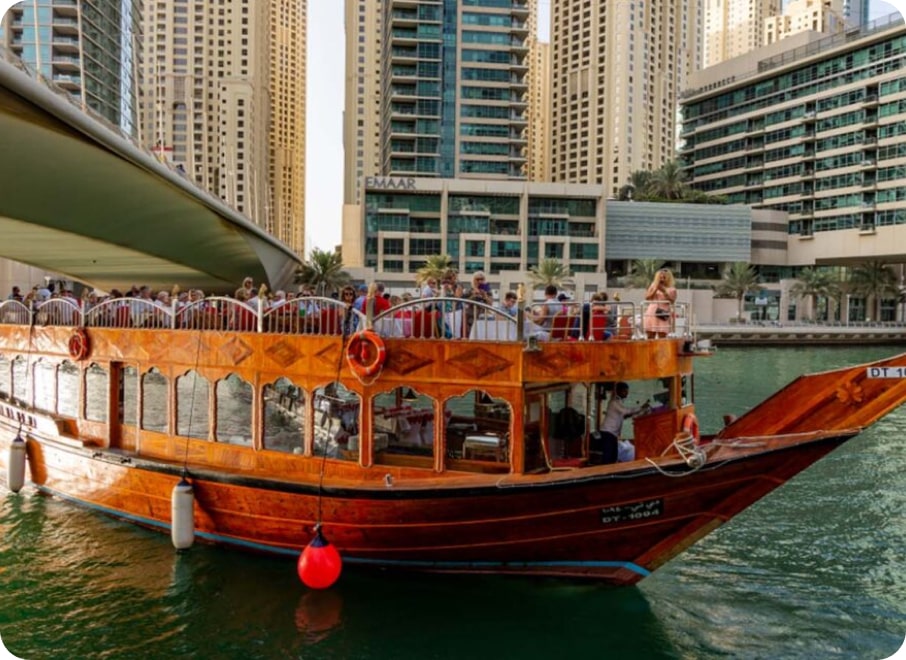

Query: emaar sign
[365,177,417,191]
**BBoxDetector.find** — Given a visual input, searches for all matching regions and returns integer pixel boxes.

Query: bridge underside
[0,58,300,294]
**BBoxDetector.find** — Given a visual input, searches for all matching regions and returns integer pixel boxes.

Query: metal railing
[0,296,693,343]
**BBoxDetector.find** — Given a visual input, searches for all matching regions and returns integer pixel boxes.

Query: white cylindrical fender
[171,478,195,550]
[7,435,26,494]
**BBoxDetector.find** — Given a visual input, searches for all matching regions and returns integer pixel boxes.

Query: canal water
[1,346,905,659]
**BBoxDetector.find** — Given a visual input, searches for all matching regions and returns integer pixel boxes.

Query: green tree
[294,248,351,296]
[621,170,654,200]
[416,254,456,286]
[646,160,688,201]
[789,267,836,321]
[528,257,573,291]
[625,259,664,289]
[849,260,900,321]
[713,262,763,321]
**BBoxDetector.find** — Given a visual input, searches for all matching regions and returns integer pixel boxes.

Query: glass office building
[0,0,142,136]
[681,13,906,241]
[380,0,529,180]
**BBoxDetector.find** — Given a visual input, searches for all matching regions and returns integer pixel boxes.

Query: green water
[1,346,905,659]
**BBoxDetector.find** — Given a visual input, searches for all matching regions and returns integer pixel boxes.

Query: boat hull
[0,424,850,586]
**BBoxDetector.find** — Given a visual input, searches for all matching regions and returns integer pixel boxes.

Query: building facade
[343,0,384,207]
[267,0,307,255]
[548,0,701,197]
[765,0,845,46]
[0,0,142,136]
[137,0,306,255]
[703,0,780,68]
[379,0,530,182]
[681,14,906,269]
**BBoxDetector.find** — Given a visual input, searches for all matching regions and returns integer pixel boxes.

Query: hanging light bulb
[402,388,418,402]
[297,524,343,589]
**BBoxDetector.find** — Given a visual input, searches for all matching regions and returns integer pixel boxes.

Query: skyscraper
[138,1,306,255]
[525,1,551,182]
[549,0,701,196]
[703,0,780,68]
[765,0,845,45]
[843,0,870,28]
[1,0,142,136]
[343,0,384,206]
[344,0,530,192]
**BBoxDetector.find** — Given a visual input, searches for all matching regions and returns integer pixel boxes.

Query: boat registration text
[601,498,663,525]
[867,367,906,378]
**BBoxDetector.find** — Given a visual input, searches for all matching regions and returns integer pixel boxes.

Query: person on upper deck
[499,291,519,317]
[531,284,560,329]
[644,268,677,339]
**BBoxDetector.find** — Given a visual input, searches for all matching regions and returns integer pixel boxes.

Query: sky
[304,0,904,255]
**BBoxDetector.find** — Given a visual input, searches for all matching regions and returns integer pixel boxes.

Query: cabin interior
[0,353,695,476]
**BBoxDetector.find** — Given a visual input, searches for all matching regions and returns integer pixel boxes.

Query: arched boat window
[177,370,209,440]
[57,360,79,418]
[85,363,108,423]
[216,373,253,446]
[312,381,359,462]
[121,366,138,426]
[11,356,27,405]
[444,389,510,469]
[0,355,9,399]
[373,386,435,466]
[263,377,306,454]
[141,368,168,433]
[33,360,55,412]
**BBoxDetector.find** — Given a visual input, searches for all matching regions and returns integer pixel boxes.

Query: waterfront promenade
[694,321,906,345]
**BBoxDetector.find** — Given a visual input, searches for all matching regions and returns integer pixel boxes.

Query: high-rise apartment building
[843,0,870,28]
[344,0,533,201]
[343,0,384,206]
[765,0,845,45]
[549,0,701,196]
[268,1,307,255]
[681,14,906,262]
[525,1,550,182]
[703,0,780,68]
[0,0,142,136]
[138,1,306,255]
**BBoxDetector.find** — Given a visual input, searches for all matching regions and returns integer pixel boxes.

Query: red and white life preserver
[346,330,386,380]
[68,328,90,361]
[682,413,700,444]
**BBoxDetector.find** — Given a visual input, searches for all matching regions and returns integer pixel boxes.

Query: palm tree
[528,257,573,291]
[416,254,456,286]
[294,248,351,296]
[849,260,900,321]
[625,259,664,289]
[646,160,688,201]
[622,170,654,200]
[789,267,835,321]
[713,262,763,320]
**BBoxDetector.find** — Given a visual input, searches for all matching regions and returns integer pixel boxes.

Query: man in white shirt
[597,382,649,463]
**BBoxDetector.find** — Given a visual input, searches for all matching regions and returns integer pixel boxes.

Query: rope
[315,309,353,527]
[647,433,712,476]
[180,328,205,477]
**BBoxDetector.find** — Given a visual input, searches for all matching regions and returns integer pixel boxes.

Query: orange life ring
[682,413,700,444]
[68,328,90,361]
[346,330,386,379]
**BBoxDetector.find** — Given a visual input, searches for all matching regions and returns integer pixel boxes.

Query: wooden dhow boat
[1,293,905,586]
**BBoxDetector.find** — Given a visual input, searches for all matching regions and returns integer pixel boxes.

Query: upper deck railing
[0,296,693,343]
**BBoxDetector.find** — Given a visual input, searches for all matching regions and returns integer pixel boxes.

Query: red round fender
[68,328,90,361]
[345,330,386,379]
[682,413,700,444]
